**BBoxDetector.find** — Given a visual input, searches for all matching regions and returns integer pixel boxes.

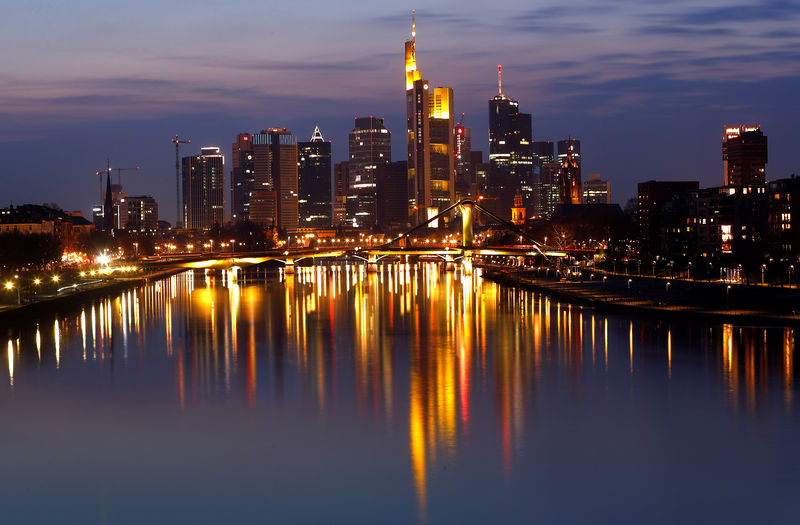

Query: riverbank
[482,267,800,327]
[0,268,184,329]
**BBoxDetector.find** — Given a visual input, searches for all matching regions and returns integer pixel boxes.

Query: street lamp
[762,264,767,285]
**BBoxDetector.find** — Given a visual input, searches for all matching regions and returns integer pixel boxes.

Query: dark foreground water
[2,263,799,524]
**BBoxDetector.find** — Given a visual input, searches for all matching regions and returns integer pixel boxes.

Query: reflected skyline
[2,264,799,523]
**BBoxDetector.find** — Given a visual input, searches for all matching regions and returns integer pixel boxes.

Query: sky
[1,0,799,222]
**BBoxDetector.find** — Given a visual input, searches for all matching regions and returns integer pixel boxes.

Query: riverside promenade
[0,268,182,328]
[483,267,800,326]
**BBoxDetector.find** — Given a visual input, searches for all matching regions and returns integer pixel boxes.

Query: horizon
[1,0,798,220]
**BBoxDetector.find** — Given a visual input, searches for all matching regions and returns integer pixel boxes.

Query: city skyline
[1,1,798,220]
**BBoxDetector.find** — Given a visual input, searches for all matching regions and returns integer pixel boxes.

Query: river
[2,263,799,524]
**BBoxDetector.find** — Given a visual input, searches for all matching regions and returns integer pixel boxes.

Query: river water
[2,263,799,524]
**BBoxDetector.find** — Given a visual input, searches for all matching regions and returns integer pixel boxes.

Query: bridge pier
[462,251,473,275]
[444,254,456,272]
[460,201,474,249]
[367,254,379,273]
[284,258,295,275]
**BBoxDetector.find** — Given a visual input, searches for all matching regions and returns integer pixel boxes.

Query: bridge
[142,199,593,275]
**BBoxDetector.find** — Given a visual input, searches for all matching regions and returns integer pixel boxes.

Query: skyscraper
[245,128,299,232]
[333,161,349,226]
[557,138,581,167]
[231,133,254,222]
[488,66,533,218]
[298,126,332,228]
[405,12,455,226]
[454,117,473,199]
[723,125,767,186]
[376,161,409,230]
[182,147,224,230]
[348,117,391,228]
[532,141,555,219]
[122,195,159,231]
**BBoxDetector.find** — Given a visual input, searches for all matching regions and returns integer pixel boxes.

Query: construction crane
[171,134,190,228]
[112,165,141,187]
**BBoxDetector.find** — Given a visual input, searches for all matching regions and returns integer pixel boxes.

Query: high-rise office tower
[488,66,534,218]
[557,138,581,167]
[298,126,332,228]
[723,125,767,186]
[583,174,611,204]
[532,141,555,219]
[376,161,409,230]
[558,142,581,205]
[405,12,455,226]
[540,162,561,219]
[454,117,473,198]
[333,161,349,226]
[348,117,391,228]
[182,147,224,229]
[231,133,254,222]
[247,128,299,232]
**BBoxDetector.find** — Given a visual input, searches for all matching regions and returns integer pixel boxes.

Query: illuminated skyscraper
[298,126,332,227]
[347,117,391,228]
[333,161,349,226]
[405,12,455,226]
[557,138,581,167]
[454,117,473,198]
[583,174,611,204]
[182,147,224,230]
[488,66,533,218]
[723,125,767,186]
[231,133,254,222]
[248,128,299,232]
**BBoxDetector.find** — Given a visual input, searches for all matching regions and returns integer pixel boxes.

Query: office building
[532,141,555,219]
[182,147,225,230]
[723,125,767,186]
[231,133,255,222]
[248,128,299,232]
[455,118,473,198]
[298,126,332,227]
[583,173,610,204]
[376,161,409,230]
[488,66,534,218]
[333,161,349,226]
[405,13,455,226]
[348,117,391,228]
[122,195,158,231]
[557,139,581,166]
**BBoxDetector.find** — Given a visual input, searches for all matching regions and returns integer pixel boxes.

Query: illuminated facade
[454,118,473,199]
[405,13,455,226]
[248,128,299,232]
[723,125,767,186]
[298,126,332,228]
[558,144,581,206]
[532,141,555,218]
[333,161,349,226]
[488,66,533,219]
[348,117,391,228]
[182,147,224,230]
[121,195,158,231]
[582,173,611,204]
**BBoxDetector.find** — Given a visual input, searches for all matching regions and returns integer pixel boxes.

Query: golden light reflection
[785,328,794,408]
[7,339,13,387]
[54,319,60,368]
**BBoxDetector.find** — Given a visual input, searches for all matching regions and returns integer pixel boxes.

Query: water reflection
[2,263,800,521]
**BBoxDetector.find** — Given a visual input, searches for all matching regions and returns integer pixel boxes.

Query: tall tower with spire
[298,126,332,227]
[488,65,534,219]
[405,12,455,227]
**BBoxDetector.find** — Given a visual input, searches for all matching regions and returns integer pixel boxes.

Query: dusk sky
[1,0,799,221]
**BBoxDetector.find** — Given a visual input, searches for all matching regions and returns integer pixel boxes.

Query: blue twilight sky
[1,0,799,222]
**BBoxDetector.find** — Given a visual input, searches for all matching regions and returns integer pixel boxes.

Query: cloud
[662,0,800,26]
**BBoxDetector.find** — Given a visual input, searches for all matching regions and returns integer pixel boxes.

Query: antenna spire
[412,9,416,40]
[498,64,503,95]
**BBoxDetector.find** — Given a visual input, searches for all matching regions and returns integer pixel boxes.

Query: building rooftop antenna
[498,64,503,96]
[411,9,416,41]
